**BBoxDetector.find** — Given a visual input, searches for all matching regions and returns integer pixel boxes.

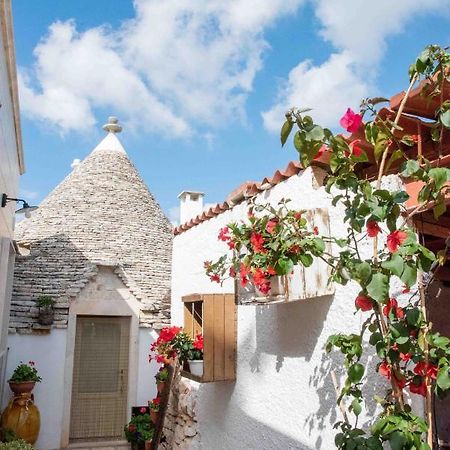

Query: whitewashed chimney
[178,191,204,224]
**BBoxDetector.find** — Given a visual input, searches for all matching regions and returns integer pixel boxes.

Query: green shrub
[0,439,34,449]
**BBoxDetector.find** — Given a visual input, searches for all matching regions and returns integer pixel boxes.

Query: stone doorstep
[66,439,129,450]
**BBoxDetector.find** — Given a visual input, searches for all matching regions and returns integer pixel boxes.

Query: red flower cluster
[218,226,235,250]
[149,326,182,364]
[250,232,266,253]
[159,326,182,343]
[193,334,203,351]
[366,220,381,237]
[266,219,278,234]
[383,298,404,319]
[355,294,373,312]
[387,230,408,253]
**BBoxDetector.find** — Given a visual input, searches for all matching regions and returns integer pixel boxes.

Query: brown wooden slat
[202,295,214,382]
[414,220,450,239]
[181,293,203,303]
[184,302,194,337]
[223,294,236,380]
[213,293,225,380]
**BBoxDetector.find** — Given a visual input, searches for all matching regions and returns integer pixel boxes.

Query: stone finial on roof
[102,116,122,134]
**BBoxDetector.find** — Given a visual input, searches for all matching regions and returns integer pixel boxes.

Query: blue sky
[12,0,450,223]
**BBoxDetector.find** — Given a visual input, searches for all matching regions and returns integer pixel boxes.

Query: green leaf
[400,263,417,288]
[429,167,448,190]
[437,365,450,391]
[280,120,293,146]
[406,309,421,327]
[401,160,420,177]
[356,261,372,284]
[392,190,409,204]
[386,149,404,172]
[351,398,362,416]
[440,109,450,129]
[381,254,404,278]
[389,431,407,450]
[304,125,325,142]
[374,134,388,163]
[348,363,365,383]
[367,273,389,303]
[276,258,294,275]
[433,192,447,219]
[299,253,313,267]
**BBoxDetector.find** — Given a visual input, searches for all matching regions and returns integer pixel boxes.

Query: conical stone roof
[10,118,172,333]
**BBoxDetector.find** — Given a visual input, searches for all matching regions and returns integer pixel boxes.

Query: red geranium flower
[414,361,437,379]
[313,226,319,235]
[409,380,427,397]
[267,266,276,276]
[378,361,391,379]
[250,232,265,253]
[210,274,221,283]
[339,108,362,133]
[193,334,203,350]
[266,219,278,234]
[159,326,182,343]
[355,295,373,312]
[366,220,381,237]
[400,352,411,362]
[387,230,408,253]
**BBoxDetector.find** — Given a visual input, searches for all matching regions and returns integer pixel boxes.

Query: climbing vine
[279,45,450,449]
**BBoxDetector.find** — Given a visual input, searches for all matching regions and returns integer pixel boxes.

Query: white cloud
[262,52,368,132]
[20,0,304,136]
[263,0,443,133]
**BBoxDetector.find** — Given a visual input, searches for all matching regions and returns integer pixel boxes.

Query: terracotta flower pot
[150,410,159,424]
[156,381,166,394]
[8,381,36,395]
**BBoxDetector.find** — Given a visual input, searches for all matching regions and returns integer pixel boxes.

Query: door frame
[60,268,142,448]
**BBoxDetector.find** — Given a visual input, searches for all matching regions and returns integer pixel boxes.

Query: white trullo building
[4,118,172,450]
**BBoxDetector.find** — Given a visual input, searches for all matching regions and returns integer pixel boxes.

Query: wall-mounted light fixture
[1,193,38,218]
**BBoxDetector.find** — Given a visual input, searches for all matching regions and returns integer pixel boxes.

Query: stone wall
[161,371,199,450]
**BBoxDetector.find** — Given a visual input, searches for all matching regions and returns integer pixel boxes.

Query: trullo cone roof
[10,118,172,333]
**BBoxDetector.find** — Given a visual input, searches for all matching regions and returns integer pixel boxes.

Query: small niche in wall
[182,293,236,383]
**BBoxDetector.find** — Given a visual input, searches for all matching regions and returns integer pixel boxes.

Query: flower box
[182,293,236,382]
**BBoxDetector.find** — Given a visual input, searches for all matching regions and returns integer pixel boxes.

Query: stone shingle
[11,128,172,333]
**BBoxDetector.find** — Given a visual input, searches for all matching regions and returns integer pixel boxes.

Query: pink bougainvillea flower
[218,226,230,242]
[266,219,278,234]
[229,266,236,278]
[348,139,363,157]
[250,232,265,253]
[294,212,302,220]
[339,108,362,133]
[252,268,271,294]
[227,239,236,250]
[386,230,408,253]
[409,380,427,397]
[140,407,147,413]
[355,295,373,312]
[313,226,319,235]
[366,220,382,238]
[378,361,391,379]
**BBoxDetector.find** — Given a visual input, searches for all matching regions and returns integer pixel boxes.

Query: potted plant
[186,334,203,377]
[149,326,182,365]
[148,397,160,424]
[155,367,169,394]
[124,414,154,450]
[8,361,42,395]
[35,296,55,326]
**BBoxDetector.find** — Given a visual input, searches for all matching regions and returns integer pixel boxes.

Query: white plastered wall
[4,266,159,450]
[172,167,422,449]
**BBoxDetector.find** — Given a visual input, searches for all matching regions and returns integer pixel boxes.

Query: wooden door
[70,316,130,441]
